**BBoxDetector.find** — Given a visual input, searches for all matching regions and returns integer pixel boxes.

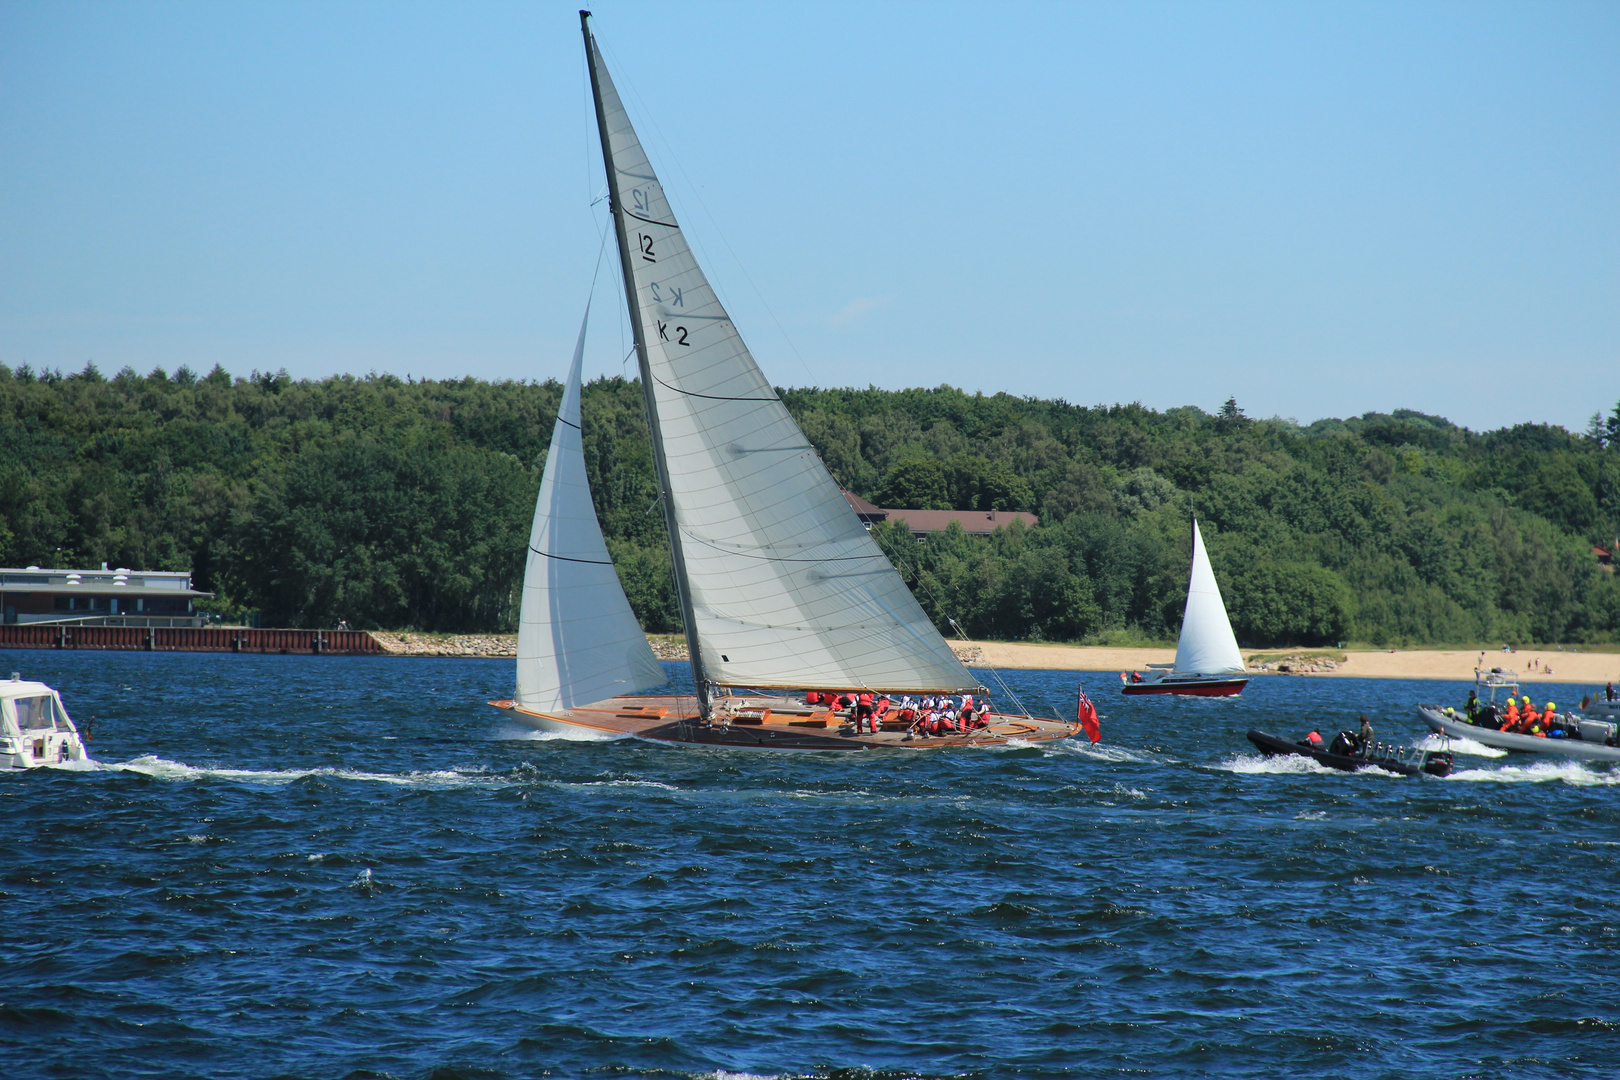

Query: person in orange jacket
[1500,698,1520,731]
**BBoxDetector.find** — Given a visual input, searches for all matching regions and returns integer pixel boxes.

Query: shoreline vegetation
[368,631,1620,684]
[3,365,1617,648]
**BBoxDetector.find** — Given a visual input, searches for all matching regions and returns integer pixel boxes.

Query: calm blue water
[3,649,1618,1080]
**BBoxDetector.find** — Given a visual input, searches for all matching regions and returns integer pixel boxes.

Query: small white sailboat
[1,675,87,769]
[487,13,1082,749]
[1121,519,1250,696]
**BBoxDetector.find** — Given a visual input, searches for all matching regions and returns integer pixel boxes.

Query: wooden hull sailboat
[489,695,1078,751]
[1120,520,1250,697]
[487,14,1083,751]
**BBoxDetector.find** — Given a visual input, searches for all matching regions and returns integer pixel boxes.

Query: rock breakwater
[371,632,517,658]
[1246,652,1343,674]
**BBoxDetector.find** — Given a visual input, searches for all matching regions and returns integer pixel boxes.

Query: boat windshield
[13,695,62,732]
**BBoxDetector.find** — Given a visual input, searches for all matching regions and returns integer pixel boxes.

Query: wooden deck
[487,695,1081,750]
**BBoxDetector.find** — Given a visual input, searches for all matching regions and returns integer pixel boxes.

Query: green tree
[876,456,949,509]
[1226,561,1353,646]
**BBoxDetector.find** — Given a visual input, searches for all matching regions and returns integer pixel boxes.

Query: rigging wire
[879,533,1036,716]
[946,616,1034,720]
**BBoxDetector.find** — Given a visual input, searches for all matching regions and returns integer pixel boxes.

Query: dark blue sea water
[3,649,1618,1080]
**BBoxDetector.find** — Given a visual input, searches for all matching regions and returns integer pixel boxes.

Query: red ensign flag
[1076,683,1101,744]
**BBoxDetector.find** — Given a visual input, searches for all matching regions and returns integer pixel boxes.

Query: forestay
[1174,519,1246,676]
[585,28,974,693]
[516,308,666,712]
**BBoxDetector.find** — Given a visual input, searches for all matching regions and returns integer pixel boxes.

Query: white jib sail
[1174,519,1246,676]
[516,306,666,711]
[586,31,974,693]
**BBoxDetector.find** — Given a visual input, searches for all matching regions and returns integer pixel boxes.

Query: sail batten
[515,306,667,712]
[583,16,976,694]
[1173,520,1247,676]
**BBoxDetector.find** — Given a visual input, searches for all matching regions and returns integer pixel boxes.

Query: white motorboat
[1417,703,1620,761]
[1416,666,1620,761]
[1,675,87,770]
[1581,694,1620,722]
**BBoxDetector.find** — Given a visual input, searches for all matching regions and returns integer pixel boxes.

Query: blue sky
[2,0,1614,431]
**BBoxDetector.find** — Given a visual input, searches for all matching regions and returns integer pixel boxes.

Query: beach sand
[370,630,1619,687]
[959,640,1620,685]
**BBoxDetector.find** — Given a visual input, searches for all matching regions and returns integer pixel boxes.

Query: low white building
[0,565,212,627]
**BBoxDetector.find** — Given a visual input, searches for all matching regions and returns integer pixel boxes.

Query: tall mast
[580,11,711,716]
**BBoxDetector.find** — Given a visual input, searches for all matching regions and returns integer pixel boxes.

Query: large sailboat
[486,13,1083,749]
[1121,519,1250,697]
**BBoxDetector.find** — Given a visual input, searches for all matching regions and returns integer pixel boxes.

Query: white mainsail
[515,306,667,712]
[1173,519,1246,676]
[584,20,974,693]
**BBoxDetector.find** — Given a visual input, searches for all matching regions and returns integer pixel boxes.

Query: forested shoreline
[2,360,1617,647]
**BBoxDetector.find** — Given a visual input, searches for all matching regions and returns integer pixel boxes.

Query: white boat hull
[1416,705,1620,762]
[2,729,86,770]
[1584,699,1620,721]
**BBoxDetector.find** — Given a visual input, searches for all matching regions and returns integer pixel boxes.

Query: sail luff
[1173,519,1246,676]
[581,11,711,715]
[515,304,667,711]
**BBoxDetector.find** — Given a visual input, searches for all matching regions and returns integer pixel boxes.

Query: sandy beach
[960,640,1620,685]
[368,630,1619,687]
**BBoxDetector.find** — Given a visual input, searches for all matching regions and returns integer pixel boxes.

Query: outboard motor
[1422,751,1454,777]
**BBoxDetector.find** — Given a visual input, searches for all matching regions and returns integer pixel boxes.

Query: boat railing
[1358,740,1432,771]
[17,613,212,629]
